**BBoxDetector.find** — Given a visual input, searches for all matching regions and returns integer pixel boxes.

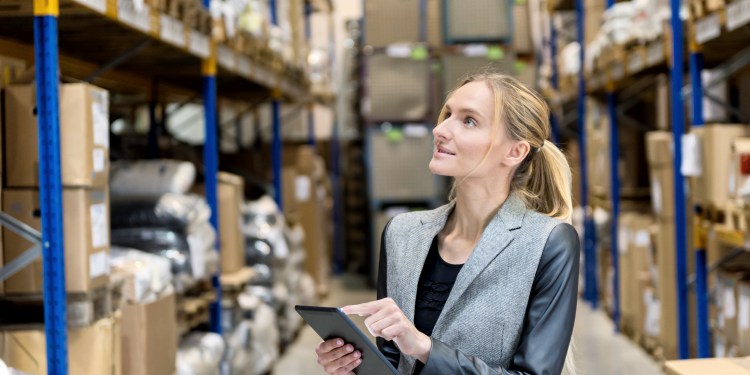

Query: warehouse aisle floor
[273,275,665,375]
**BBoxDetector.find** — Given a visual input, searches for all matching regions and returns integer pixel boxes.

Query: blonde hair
[440,72,573,223]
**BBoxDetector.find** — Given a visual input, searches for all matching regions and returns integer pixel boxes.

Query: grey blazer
[381,192,579,374]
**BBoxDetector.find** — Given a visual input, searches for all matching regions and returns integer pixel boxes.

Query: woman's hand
[315,338,363,375]
[342,298,432,363]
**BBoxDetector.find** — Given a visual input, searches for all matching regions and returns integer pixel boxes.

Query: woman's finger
[316,338,345,355]
[324,351,361,374]
[334,356,363,375]
[320,344,356,366]
[367,313,401,338]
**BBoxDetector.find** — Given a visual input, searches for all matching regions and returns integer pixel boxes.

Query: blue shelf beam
[670,0,689,358]
[34,0,69,373]
[270,0,283,210]
[549,19,561,145]
[575,0,598,307]
[202,56,222,335]
[607,91,620,331]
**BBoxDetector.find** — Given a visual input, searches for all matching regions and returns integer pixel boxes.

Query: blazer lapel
[399,202,455,322]
[432,193,527,337]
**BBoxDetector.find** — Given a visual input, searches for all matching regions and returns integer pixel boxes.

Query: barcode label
[727,0,750,31]
[189,30,210,58]
[118,0,150,33]
[696,13,722,44]
[160,14,185,48]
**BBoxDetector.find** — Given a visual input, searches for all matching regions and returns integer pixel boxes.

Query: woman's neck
[446,180,511,242]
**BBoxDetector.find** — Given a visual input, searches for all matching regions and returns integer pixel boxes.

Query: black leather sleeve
[420,223,581,375]
[376,219,402,368]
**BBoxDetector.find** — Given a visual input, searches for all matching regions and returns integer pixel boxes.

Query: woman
[315,73,580,375]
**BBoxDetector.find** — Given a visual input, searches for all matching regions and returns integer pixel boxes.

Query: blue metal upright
[304,5,316,148]
[689,46,710,357]
[549,19,561,145]
[271,0,283,210]
[575,0,598,307]
[202,55,222,335]
[34,1,69,373]
[670,0,690,358]
[607,90,620,330]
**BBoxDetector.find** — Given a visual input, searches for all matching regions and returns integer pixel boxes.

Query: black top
[412,237,464,375]
[376,221,580,375]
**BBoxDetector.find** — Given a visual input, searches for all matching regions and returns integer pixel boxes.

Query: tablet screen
[295,305,400,375]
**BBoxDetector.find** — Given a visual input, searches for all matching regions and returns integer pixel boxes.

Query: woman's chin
[428,161,452,177]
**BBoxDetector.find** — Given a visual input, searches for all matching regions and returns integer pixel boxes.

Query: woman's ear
[504,140,531,167]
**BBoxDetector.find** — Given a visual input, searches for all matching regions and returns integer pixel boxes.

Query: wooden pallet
[220,267,257,297]
[0,281,123,329]
[176,290,216,336]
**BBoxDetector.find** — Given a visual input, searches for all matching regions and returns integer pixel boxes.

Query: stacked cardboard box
[689,125,748,210]
[282,146,331,296]
[619,212,656,337]
[218,172,245,274]
[120,292,178,375]
[1,313,122,374]
[646,131,679,359]
[2,82,111,295]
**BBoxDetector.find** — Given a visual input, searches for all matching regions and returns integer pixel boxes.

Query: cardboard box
[666,358,750,375]
[2,188,110,294]
[646,131,676,221]
[2,313,121,375]
[121,292,177,375]
[738,281,750,355]
[619,213,655,334]
[218,172,244,274]
[691,125,748,208]
[4,83,110,188]
[656,220,678,359]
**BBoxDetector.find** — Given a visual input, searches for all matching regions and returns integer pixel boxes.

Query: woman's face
[429,81,516,179]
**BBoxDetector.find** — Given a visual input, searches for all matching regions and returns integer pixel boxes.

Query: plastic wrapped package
[249,263,274,286]
[226,321,254,375]
[110,247,173,303]
[111,194,211,233]
[242,196,289,259]
[186,221,218,280]
[176,332,226,375]
[238,292,279,374]
[111,228,195,291]
[110,160,196,200]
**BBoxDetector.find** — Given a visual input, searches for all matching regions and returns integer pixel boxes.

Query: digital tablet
[295,305,400,374]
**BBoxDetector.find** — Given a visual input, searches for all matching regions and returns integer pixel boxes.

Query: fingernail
[356,359,362,365]
[354,351,361,358]
[336,340,343,346]
[346,345,353,352]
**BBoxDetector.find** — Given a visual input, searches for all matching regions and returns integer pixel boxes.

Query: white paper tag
[618,227,630,254]
[89,251,110,278]
[463,44,489,57]
[238,56,252,77]
[696,13,722,44]
[681,133,703,177]
[727,0,750,31]
[651,178,663,216]
[90,203,109,248]
[78,0,107,13]
[634,230,651,247]
[726,286,738,319]
[189,31,210,58]
[187,232,207,279]
[92,90,109,148]
[118,0,150,33]
[729,157,738,196]
[740,293,750,330]
[218,45,236,70]
[295,176,311,202]
[160,15,186,48]
[645,291,661,336]
[385,44,412,58]
[716,339,727,358]
[628,52,645,74]
[93,149,105,173]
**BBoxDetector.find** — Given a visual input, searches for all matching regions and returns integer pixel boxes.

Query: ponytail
[513,140,574,223]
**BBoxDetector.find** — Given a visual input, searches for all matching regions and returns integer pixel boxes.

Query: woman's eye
[465,118,477,127]
[445,111,452,118]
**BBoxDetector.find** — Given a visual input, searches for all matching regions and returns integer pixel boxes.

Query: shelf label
[217,45,236,70]
[189,30,210,58]
[727,0,750,31]
[386,44,412,58]
[696,13,721,44]
[647,43,664,66]
[160,14,185,48]
[77,0,107,13]
[238,56,252,77]
[90,203,109,249]
[118,0,150,33]
[627,51,645,74]
[463,44,489,57]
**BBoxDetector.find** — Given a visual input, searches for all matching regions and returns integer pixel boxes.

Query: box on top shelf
[2,187,110,294]
[365,0,443,47]
[218,172,245,274]
[121,292,177,375]
[443,0,511,43]
[1,312,121,375]
[4,83,110,188]
[689,124,748,209]
[364,50,431,122]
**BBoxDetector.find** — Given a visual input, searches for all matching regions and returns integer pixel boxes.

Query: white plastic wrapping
[111,247,173,304]
[176,332,226,375]
[110,160,196,200]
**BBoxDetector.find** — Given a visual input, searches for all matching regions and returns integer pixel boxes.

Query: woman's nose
[433,120,450,141]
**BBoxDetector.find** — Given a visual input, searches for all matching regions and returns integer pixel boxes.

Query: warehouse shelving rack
[548,0,750,360]
[0,0,332,373]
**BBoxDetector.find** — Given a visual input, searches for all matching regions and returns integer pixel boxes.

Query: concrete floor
[273,275,665,375]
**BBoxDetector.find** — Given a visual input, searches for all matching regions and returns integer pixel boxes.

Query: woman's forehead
[445,81,495,116]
